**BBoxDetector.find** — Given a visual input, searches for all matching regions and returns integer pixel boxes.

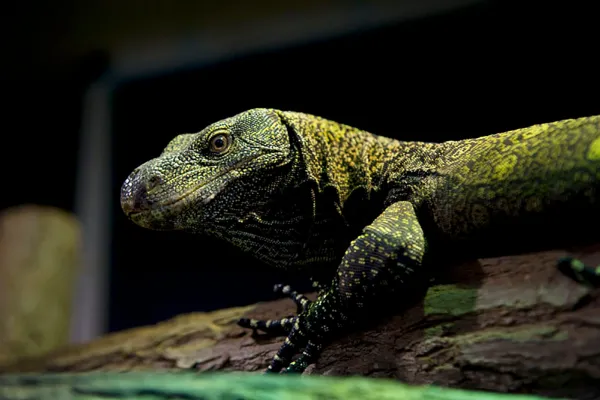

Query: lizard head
[120,108,300,233]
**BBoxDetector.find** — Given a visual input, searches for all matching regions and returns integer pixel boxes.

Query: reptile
[120,109,600,374]
[0,371,562,400]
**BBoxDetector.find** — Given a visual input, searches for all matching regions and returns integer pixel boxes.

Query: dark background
[3,0,598,335]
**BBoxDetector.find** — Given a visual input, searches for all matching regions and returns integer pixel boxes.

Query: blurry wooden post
[0,205,81,365]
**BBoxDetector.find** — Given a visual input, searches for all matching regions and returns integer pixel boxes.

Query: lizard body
[121,109,600,373]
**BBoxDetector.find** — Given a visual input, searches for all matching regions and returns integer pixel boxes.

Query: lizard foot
[248,282,346,374]
[283,340,323,374]
[238,283,339,374]
[237,284,312,335]
[557,256,600,287]
[262,304,330,374]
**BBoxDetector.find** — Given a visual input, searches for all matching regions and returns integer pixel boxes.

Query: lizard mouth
[127,154,261,218]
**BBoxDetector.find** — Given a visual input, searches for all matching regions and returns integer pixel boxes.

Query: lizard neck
[264,112,401,275]
[280,111,445,217]
[213,111,444,275]
[281,111,397,206]
[213,112,396,274]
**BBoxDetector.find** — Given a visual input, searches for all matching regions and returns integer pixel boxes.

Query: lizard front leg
[239,200,426,373]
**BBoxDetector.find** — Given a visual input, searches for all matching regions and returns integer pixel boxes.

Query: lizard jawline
[128,154,263,222]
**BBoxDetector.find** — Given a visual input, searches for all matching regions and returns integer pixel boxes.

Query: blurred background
[1,0,598,360]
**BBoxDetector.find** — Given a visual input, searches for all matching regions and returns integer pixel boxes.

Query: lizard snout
[120,168,156,216]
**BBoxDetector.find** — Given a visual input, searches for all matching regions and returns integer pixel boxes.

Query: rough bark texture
[0,205,81,365]
[1,245,599,399]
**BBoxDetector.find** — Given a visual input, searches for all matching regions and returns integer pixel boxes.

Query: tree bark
[1,244,598,399]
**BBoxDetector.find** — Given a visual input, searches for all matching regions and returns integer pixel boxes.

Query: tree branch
[1,245,599,399]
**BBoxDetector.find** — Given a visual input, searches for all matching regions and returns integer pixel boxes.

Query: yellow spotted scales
[121,109,600,373]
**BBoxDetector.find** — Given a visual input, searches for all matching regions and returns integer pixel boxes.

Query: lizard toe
[283,340,323,374]
[238,316,297,335]
[273,283,313,314]
[557,256,600,287]
[266,320,309,373]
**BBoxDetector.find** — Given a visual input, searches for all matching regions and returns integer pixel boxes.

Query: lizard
[120,108,600,374]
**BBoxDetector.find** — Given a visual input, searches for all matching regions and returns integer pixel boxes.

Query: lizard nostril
[121,169,159,215]
[147,174,163,191]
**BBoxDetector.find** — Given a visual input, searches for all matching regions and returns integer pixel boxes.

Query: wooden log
[1,243,598,399]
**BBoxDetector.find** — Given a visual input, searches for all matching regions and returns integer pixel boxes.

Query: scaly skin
[120,109,600,373]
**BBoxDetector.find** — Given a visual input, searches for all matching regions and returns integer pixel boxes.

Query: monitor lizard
[120,109,600,374]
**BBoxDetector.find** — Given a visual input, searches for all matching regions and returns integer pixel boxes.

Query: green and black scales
[121,109,600,373]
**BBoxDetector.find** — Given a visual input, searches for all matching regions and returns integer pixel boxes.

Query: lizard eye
[209,132,231,154]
